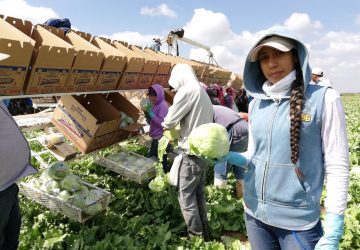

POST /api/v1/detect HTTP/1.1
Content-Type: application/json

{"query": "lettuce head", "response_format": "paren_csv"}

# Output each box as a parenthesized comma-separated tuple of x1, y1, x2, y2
(188, 123, 229, 160)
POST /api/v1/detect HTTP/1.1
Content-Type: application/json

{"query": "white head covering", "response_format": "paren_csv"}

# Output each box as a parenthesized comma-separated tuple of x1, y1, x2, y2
(168, 63, 199, 91)
(311, 67, 323, 76)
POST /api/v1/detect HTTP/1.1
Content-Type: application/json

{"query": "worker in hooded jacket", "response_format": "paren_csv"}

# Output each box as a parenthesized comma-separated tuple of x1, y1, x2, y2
(220, 26, 349, 250)
(162, 63, 214, 241)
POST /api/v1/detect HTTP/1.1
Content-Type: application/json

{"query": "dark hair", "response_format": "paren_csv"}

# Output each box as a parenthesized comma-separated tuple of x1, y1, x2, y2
(289, 50, 304, 164)
(148, 87, 157, 96)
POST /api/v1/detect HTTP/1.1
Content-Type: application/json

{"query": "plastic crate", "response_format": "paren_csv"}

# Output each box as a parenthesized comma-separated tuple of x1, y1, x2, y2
(19, 178, 111, 223)
(96, 150, 156, 184)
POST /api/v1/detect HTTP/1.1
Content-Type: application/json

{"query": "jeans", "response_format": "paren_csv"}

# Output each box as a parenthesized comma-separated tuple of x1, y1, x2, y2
(178, 153, 209, 240)
(245, 213, 323, 250)
(0, 183, 21, 250)
(214, 136, 248, 180)
(148, 138, 170, 173)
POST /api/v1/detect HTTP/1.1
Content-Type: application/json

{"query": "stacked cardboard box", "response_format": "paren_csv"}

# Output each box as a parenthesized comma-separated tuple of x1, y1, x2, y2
(0, 17, 35, 95)
(26, 25, 76, 94)
(42, 27, 104, 92)
(129, 45, 172, 88)
(91, 37, 127, 91)
(112, 41, 144, 90)
(128, 45, 158, 89)
(143, 48, 173, 87)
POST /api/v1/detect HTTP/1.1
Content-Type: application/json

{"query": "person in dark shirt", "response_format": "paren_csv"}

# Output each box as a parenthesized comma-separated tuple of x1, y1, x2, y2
(213, 105, 248, 198)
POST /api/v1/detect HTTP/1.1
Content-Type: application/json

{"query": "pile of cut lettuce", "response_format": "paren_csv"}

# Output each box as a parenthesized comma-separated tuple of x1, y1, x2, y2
(27, 161, 107, 216)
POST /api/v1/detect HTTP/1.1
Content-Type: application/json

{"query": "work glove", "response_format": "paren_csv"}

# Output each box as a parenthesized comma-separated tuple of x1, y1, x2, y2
(144, 103, 153, 113)
(315, 212, 345, 250)
(219, 151, 248, 169)
(148, 110, 155, 119)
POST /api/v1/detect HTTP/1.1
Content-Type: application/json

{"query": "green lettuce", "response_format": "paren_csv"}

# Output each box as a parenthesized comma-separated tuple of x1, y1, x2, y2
(188, 123, 229, 160)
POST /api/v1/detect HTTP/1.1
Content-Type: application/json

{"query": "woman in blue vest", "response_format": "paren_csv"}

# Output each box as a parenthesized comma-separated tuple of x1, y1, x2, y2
(222, 26, 349, 249)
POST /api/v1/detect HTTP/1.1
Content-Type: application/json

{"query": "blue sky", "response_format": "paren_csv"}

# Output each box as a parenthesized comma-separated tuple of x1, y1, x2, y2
(1, 0, 360, 93)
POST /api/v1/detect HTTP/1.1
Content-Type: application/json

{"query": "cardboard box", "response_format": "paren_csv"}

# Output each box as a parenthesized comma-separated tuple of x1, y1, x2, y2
(211, 66, 232, 86)
(43, 27, 104, 92)
(112, 41, 144, 90)
(0, 17, 35, 95)
(51, 94, 120, 153)
(91, 37, 127, 91)
(227, 72, 243, 91)
(129, 45, 159, 89)
(164, 88, 175, 105)
(202, 65, 216, 85)
(150, 52, 205, 82)
(199, 63, 211, 85)
(145, 50, 179, 87)
(65, 31, 104, 92)
(101, 92, 143, 144)
(26, 25, 76, 94)
(142, 48, 172, 87)
(184, 58, 206, 81)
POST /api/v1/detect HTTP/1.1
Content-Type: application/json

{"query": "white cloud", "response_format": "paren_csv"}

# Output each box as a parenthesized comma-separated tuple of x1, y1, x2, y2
(0, 0, 58, 25)
(140, 4, 177, 18)
(284, 13, 323, 36)
(308, 31, 360, 92)
(183, 8, 235, 46)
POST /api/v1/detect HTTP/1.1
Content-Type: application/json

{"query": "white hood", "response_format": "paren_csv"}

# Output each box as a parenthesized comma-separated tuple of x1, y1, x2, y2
(168, 64, 200, 91)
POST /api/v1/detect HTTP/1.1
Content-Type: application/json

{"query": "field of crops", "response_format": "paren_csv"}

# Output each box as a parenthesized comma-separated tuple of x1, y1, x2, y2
(18, 94, 360, 250)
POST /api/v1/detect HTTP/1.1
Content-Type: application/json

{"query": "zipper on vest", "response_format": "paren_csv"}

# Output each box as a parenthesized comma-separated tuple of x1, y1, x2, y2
(261, 99, 281, 203)
(261, 160, 269, 202)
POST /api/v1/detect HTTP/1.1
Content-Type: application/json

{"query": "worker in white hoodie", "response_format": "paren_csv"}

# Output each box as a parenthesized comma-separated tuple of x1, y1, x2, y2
(162, 64, 214, 240)
(311, 67, 333, 88)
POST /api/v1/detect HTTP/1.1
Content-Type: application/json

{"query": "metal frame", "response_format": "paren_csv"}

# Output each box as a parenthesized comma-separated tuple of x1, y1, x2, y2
(153, 29, 219, 66)
(0, 89, 147, 100)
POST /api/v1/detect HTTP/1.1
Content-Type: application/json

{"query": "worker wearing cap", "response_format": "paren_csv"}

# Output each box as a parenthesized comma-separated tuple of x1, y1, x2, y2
(311, 67, 333, 87)
(0, 53, 37, 249)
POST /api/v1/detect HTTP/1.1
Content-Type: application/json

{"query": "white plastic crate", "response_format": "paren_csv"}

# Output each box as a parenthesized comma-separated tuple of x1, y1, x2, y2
(96, 150, 157, 184)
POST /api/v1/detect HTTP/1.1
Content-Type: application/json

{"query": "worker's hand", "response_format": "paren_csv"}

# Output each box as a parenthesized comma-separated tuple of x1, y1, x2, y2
(144, 111, 152, 124)
(239, 112, 249, 122)
(218, 151, 248, 169)
(148, 111, 155, 119)
(315, 212, 345, 250)
(144, 103, 153, 113)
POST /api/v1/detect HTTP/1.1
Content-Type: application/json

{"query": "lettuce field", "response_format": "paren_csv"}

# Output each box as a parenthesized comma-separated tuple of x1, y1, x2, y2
(18, 94, 360, 250)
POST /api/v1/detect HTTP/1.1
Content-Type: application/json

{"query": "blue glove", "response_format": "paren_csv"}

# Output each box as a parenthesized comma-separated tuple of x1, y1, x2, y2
(315, 212, 345, 250)
(148, 111, 155, 119)
(223, 151, 248, 169)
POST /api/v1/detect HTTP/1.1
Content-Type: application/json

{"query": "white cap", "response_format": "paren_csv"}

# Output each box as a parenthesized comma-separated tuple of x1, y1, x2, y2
(0, 53, 10, 61)
(312, 67, 323, 76)
(249, 36, 295, 62)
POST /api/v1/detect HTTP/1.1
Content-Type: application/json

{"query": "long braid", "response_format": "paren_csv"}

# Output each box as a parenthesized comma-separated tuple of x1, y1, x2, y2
(289, 61, 304, 164)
